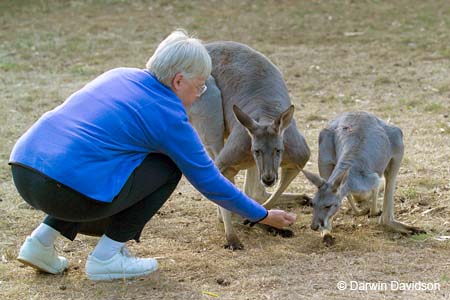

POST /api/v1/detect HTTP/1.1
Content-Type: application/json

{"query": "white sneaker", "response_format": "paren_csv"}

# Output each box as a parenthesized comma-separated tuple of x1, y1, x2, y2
(17, 236, 68, 274)
(85, 247, 158, 281)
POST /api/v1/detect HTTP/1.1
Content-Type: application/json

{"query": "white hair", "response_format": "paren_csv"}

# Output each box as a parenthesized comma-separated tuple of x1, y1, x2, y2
(146, 30, 212, 86)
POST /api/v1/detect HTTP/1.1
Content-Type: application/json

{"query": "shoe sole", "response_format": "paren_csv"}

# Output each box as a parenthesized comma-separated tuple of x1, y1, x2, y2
(86, 266, 158, 281)
(17, 256, 66, 274)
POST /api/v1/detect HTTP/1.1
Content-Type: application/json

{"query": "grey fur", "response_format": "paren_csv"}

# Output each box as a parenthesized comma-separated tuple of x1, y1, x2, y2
(303, 111, 424, 236)
(189, 41, 310, 250)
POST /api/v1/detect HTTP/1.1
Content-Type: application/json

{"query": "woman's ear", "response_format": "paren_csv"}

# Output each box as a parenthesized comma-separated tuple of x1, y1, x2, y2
(171, 72, 184, 92)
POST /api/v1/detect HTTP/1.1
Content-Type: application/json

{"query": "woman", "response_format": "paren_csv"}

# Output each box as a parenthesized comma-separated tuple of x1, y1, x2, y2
(9, 30, 296, 281)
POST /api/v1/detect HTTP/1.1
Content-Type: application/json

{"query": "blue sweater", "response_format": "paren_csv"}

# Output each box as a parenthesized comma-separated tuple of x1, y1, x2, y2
(9, 68, 267, 222)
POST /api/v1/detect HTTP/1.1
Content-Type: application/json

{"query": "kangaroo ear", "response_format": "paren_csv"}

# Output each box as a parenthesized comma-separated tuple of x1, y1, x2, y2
(233, 105, 258, 134)
(302, 169, 326, 189)
(272, 105, 294, 135)
(331, 169, 349, 193)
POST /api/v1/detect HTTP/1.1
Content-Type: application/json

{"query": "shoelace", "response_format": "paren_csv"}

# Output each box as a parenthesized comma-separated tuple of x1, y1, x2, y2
(120, 247, 143, 264)
(120, 246, 132, 257)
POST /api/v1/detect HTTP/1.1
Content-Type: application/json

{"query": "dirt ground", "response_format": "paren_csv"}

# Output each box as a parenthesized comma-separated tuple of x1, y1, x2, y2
(0, 1, 449, 299)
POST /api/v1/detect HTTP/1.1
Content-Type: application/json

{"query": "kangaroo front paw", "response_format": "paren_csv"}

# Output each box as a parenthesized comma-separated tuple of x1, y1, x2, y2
(369, 209, 382, 218)
(298, 194, 313, 206)
(345, 206, 369, 216)
(223, 236, 244, 250)
(258, 224, 294, 238)
(282, 228, 294, 238)
(322, 233, 336, 247)
(354, 207, 370, 216)
(269, 227, 294, 238)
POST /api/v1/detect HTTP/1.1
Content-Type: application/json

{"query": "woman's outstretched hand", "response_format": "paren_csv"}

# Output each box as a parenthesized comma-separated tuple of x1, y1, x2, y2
(259, 209, 297, 229)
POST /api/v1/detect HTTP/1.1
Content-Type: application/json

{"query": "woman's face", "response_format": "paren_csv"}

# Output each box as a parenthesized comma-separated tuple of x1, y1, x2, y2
(171, 73, 207, 109)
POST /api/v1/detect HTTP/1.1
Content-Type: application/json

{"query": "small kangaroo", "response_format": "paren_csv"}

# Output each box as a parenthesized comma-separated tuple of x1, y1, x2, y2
(189, 41, 310, 250)
(302, 111, 424, 242)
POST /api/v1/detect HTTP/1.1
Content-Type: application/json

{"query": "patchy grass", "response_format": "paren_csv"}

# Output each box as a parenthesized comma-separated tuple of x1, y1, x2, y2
(410, 233, 432, 242)
(424, 103, 446, 113)
(437, 81, 450, 94)
(374, 76, 393, 86)
(305, 114, 328, 122)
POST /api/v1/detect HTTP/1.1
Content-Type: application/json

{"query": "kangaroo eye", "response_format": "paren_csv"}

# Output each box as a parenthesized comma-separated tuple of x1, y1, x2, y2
(323, 204, 332, 209)
(275, 149, 282, 154)
(254, 150, 262, 156)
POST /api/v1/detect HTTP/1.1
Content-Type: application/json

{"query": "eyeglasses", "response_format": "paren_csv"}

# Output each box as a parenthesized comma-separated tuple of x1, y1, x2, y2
(197, 84, 207, 96)
(186, 78, 208, 97)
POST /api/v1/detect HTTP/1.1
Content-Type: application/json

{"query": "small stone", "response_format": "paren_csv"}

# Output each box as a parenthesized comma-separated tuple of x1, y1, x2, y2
(216, 278, 231, 286)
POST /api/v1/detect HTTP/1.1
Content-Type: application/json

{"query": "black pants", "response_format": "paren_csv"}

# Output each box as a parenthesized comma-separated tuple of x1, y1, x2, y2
(11, 153, 181, 242)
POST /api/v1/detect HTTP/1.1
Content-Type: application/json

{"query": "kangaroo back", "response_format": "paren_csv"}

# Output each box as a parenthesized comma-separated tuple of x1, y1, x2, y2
(329, 111, 392, 180)
(205, 41, 292, 133)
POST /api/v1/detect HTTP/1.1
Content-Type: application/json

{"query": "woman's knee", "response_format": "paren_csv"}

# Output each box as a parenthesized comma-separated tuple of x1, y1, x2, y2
(11, 165, 48, 210)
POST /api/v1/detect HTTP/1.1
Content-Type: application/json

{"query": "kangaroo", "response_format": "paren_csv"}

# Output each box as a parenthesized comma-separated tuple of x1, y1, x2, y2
(302, 111, 424, 243)
(189, 41, 310, 250)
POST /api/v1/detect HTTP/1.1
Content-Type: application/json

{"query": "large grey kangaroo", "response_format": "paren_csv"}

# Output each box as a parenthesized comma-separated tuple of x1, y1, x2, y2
(302, 111, 424, 242)
(189, 41, 310, 250)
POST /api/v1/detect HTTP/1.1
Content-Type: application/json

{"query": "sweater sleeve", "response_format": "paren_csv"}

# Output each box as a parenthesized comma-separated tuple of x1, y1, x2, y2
(153, 107, 267, 222)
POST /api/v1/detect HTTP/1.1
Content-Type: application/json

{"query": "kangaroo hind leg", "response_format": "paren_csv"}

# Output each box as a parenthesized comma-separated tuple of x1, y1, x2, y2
(380, 157, 424, 234)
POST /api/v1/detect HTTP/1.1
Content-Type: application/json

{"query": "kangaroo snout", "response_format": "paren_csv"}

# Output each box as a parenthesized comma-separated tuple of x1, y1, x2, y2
(311, 217, 325, 231)
(310, 222, 320, 231)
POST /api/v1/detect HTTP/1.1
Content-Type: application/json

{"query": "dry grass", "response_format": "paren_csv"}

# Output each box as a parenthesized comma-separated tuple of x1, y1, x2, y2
(1, 0, 449, 299)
